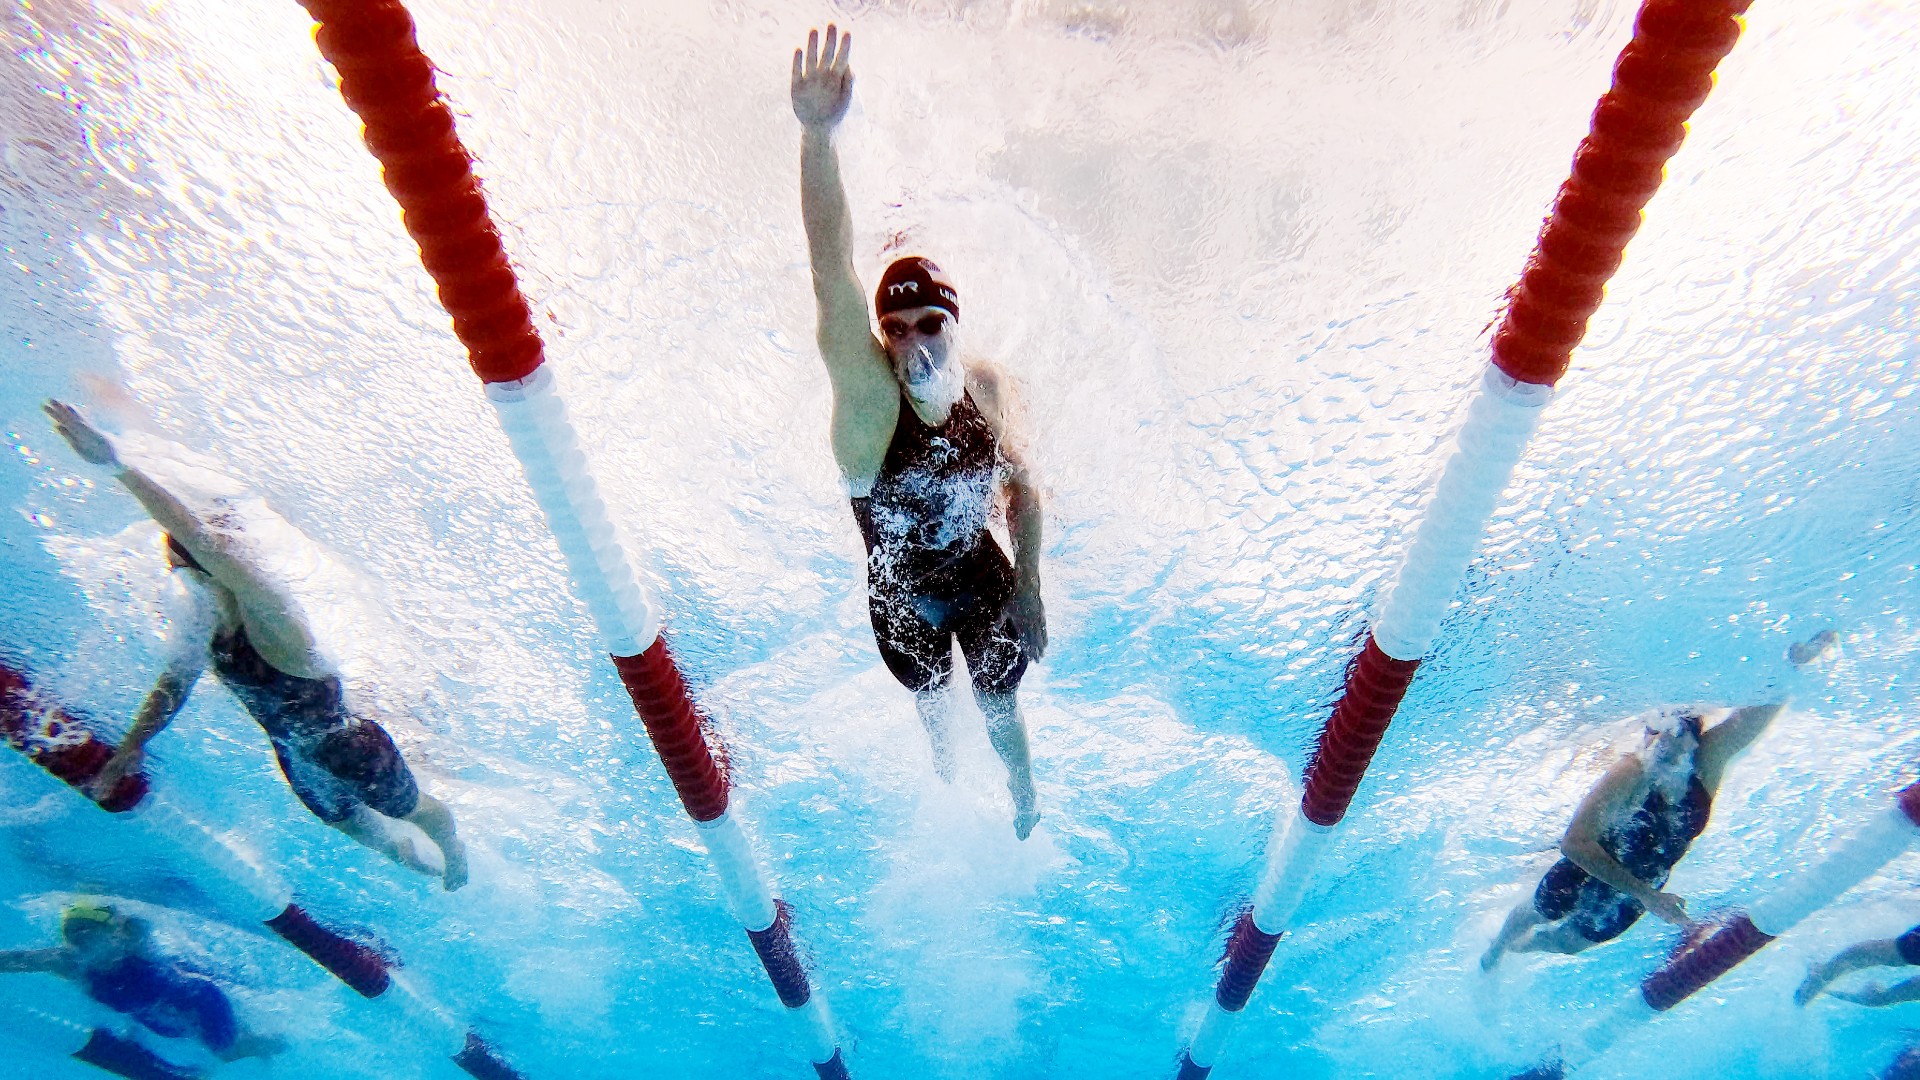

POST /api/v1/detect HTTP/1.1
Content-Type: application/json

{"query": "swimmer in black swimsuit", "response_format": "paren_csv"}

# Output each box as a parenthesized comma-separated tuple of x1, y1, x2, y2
(0, 899, 283, 1060)
(45, 400, 469, 890)
(794, 26, 1047, 838)
(1796, 923, 1920, 1007)
(1480, 700, 1789, 970)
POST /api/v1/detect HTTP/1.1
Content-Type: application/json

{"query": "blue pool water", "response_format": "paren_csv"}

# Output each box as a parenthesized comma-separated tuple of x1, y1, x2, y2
(3, 1, 1917, 1077)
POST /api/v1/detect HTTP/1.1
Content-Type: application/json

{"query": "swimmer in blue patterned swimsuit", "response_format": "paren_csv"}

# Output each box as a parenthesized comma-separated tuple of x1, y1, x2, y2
(45, 400, 468, 890)
(0, 899, 283, 1060)
(792, 26, 1048, 839)
(1480, 700, 1791, 970)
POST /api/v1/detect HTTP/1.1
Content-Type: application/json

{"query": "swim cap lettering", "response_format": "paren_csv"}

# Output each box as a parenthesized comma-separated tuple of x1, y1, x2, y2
(875, 257, 959, 320)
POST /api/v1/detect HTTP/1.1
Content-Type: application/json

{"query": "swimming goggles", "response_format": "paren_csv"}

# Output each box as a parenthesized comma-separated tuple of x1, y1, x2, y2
(880, 312, 948, 341)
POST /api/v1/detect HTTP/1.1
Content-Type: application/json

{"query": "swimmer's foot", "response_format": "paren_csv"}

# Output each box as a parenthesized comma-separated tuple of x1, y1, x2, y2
(1479, 942, 1505, 972)
(391, 835, 439, 878)
(1788, 628, 1839, 667)
(1012, 784, 1040, 841)
(440, 839, 469, 891)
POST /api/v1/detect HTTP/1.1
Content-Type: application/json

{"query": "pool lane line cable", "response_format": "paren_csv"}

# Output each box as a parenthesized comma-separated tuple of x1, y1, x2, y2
(0, 659, 522, 1080)
(1509, 779, 1920, 1079)
(289, 3, 851, 1076)
(1175, 3, 1754, 1076)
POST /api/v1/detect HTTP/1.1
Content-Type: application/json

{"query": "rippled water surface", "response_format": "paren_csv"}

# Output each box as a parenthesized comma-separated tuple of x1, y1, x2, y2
(3, 0, 1918, 1077)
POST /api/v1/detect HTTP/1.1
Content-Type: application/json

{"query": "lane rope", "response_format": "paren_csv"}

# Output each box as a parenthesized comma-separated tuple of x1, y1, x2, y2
(0, 658, 522, 1079)
(1176, 3, 1754, 1075)
(292, 2, 849, 1074)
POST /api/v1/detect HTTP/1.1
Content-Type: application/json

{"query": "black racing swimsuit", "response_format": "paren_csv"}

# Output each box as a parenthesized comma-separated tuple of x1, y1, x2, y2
(166, 537, 417, 823)
(850, 390, 1028, 696)
(206, 623, 419, 825)
(1534, 773, 1713, 943)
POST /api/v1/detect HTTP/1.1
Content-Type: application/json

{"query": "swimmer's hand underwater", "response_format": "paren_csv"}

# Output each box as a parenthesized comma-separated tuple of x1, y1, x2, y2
(45, 400, 120, 468)
(1003, 585, 1048, 662)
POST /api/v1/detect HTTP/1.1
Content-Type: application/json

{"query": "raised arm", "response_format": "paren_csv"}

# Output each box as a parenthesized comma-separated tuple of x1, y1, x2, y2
(1695, 700, 1786, 790)
(1560, 755, 1688, 925)
(44, 402, 271, 596)
(792, 27, 896, 482)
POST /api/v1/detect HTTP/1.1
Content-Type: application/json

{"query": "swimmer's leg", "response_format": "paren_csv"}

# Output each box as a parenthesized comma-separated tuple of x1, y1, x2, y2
(330, 807, 438, 879)
(1511, 919, 1596, 957)
(220, 1031, 288, 1062)
(404, 792, 468, 892)
(1481, 902, 1546, 971)
(912, 689, 958, 783)
(975, 690, 1039, 840)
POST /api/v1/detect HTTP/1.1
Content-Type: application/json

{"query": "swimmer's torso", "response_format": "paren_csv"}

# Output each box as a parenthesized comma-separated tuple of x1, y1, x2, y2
(207, 621, 350, 745)
(851, 388, 1002, 586)
(1602, 774, 1712, 887)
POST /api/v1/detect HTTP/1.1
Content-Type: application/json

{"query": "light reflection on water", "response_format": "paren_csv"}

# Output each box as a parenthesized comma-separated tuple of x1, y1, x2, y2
(1, 0, 1917, 1077)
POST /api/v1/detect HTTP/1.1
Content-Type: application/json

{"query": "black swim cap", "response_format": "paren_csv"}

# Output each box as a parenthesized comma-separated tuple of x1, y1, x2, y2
(875, 257, 959, 321)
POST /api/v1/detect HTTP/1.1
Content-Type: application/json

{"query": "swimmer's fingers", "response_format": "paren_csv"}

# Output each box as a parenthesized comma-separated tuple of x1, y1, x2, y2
(821, 24, 839, 70)
(43, 399, 117, 465)
(792, 47, 804, 89)
(834, 29, 852, 74)
(805, 27, 819, 75)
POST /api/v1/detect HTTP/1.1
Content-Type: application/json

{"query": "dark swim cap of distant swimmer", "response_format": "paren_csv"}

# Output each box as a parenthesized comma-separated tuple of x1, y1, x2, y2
(876, 257, 959, 320)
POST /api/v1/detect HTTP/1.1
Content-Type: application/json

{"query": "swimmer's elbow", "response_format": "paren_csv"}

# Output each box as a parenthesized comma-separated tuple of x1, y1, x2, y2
(1559, 832, 1602, 866)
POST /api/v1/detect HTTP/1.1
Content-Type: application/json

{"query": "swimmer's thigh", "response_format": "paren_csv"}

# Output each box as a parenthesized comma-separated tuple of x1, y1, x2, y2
(1532, 860, 1582, 919)
(868, 588, 952, 692)
(1570, 891, 1644, 944)
(313, 722, 421, 820)
(270, 739, 359, 824)
(952, 544, 1028, 695)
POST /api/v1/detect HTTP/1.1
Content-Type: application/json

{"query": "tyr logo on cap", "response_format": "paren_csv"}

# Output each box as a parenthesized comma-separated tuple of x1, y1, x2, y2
(876, 257, 959, 320)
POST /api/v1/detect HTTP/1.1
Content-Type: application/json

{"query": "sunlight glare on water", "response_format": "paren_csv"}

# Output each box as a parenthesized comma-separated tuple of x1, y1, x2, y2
(2, 0, 1917, 1077)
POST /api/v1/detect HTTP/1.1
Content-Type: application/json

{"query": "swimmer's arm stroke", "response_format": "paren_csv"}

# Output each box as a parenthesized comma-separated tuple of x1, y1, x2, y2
(1797, 938, 1905, 1005)
(971, 364, 1047, 660)
(792, 25, 896, 482)
(93, 663, 205, 798)
(1831, 977, 1920, 1008)
(1560, 756, 1688, 925)
(43, 401, 322, 658)
(1695, 700, 1787, 790)
(0, 948, 76, 977)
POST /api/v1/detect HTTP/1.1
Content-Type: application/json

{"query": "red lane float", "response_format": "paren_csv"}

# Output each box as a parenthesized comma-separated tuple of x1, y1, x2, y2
(8, 1006, 206, 1080)
(1, 658, 520, 1079)
(1, 657, 148, 812)
(293, 4, 846, 1074)
(1178, 3, 1753, 1075)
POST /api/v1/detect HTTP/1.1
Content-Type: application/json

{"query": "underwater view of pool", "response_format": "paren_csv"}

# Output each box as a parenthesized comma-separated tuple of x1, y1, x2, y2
(3, 1, 1917, 1077)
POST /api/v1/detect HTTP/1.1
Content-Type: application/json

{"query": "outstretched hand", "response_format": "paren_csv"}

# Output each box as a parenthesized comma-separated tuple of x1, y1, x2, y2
(791, 25, 853, 131)
(44, 399, 119, 468)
